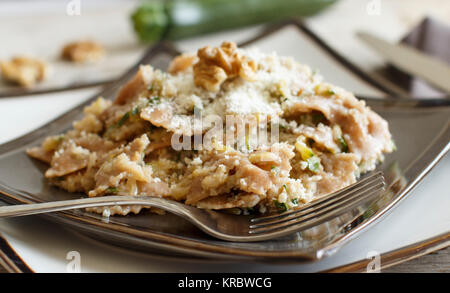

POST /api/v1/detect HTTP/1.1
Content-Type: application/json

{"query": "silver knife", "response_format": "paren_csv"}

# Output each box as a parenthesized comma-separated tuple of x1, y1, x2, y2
(357, 31, 450, 93)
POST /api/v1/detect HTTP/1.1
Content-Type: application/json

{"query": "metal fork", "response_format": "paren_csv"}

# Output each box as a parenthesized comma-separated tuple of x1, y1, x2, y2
(0, 172, 384, 242)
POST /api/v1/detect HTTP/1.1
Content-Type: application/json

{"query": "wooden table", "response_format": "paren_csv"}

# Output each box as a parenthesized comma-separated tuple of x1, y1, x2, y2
(383, 247, 450, 273)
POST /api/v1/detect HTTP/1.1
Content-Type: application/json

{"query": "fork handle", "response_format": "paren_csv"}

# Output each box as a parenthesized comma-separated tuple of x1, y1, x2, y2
(0, 196, 186, 218)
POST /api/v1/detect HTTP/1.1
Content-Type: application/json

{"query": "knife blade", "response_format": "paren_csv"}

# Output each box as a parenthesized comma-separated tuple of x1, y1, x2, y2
(357, 31, 450, 93)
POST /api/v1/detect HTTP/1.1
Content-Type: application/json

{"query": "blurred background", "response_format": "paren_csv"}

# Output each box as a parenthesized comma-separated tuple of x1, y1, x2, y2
(0, 0, 449, 97)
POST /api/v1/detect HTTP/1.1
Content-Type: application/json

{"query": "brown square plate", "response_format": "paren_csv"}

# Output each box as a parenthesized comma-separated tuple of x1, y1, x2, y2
(0, 21, 449, 262)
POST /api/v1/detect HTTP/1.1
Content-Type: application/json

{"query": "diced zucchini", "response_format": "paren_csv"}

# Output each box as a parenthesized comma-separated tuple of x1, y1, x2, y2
(295, 138, 321, 173)
(307, 156, 321, 173)
(295, 140, 315, 161)
(337, 136, 349, 153)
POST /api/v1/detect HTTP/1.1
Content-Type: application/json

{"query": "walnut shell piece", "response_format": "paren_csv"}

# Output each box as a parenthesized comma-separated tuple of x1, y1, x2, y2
(61, 40, 105, 63)
(193, 41, 257, 92)
(0, 56, 49, 87)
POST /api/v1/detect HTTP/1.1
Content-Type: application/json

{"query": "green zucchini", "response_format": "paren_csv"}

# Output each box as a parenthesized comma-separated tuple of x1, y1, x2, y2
(273, 200, 289, 213)
(132, 0, 337, 42)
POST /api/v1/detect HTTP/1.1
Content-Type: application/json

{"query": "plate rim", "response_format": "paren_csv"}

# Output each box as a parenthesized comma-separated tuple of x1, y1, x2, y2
(1, 226, 448, 273)
(0, 233, 34, 273)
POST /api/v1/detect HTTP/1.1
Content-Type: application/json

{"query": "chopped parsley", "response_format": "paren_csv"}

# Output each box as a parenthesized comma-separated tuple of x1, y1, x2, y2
(111, 106, 140, 129)
(116, 112, 130, 128)
(273, 200, 289, 213)
(131, 106, 139, 116)
(291, 198, 299, 205)
(148, 96, 161, 105)
(271, 166, 280, 174)
(55, 134, 65, 143)
(105, 187, 119, 194)
(244, 207, 258, 215)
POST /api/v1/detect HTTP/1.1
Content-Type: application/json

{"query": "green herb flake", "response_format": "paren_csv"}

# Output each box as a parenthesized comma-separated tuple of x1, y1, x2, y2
(148, 96, 161, 105)
(105, 187, 119, 194)
(131, 106, 139, 116)
(273, 200, 289, 213)
(56, 134, 65, 143)
(245, 207, 258, 215)
(283, 184, 288, 192)
(116, 112, 130, 128)
(338, 136, 349, 153)
(327, 89, 336, 95)
(291, 198, 299, 205)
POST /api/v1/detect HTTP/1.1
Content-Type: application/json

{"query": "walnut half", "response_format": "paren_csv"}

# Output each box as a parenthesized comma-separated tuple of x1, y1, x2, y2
(61, 40, 105, 63)
(193, 42, 257, 92)
(0, 56, 49, 87)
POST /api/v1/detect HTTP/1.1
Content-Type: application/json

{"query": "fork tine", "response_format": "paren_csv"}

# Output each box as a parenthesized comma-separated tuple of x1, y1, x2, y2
(251, 171, 383, 224)
(249, 177, 385, 235)
(249, 175, 384, 229)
